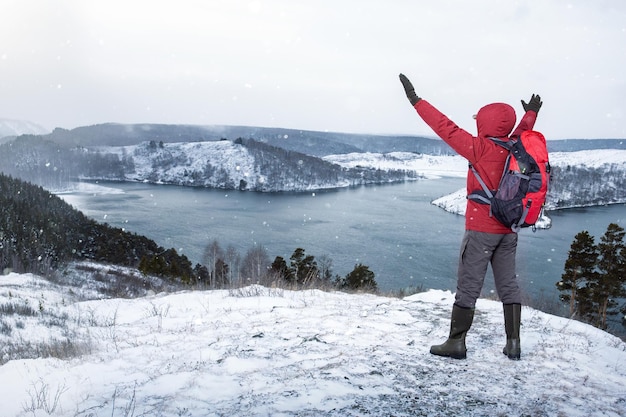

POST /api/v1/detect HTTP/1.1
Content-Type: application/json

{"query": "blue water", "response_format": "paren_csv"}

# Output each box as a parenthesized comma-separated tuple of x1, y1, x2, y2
(62, 179, 625, 303)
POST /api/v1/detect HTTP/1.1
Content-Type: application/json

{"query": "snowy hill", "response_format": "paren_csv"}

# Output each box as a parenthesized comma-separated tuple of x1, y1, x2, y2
(89, 139, 419, 192)
(115, 140, 259, 188)
(0, 267, 624, 416)
(323, 152, 468, 179)
(0, 118, 49, 139)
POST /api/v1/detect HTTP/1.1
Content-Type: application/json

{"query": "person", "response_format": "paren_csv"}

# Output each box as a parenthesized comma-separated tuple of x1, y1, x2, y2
(398, 73, 542, 360)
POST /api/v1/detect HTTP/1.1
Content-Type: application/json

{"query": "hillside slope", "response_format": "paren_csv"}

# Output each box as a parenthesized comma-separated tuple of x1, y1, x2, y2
(0, 271, 624, 416)
(0, 173, 198, 280)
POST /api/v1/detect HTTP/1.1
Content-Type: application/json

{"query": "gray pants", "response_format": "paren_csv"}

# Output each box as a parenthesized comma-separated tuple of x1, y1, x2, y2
(454, 230, 521, 308)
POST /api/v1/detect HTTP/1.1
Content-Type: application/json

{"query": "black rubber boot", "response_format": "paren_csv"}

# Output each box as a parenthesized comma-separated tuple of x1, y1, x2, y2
(503, 303, 521, 360)
(430, 304, 475, 360)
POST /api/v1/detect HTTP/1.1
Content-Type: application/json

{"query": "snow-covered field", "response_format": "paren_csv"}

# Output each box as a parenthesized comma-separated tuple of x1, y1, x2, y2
(1, 267, 625, 416)
(323, 152, 468, 179)
(325, 149, 626, 178)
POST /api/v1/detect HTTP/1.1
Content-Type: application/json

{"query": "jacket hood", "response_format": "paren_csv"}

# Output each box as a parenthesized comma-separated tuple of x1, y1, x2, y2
(475, 103, 516, 138)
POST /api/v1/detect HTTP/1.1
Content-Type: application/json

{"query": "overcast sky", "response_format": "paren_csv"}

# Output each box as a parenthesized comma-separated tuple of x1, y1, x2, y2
(1, 1, 625, 139)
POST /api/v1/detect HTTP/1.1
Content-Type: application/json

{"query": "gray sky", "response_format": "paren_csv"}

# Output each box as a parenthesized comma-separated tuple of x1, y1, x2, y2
(1, 0, 625, 139)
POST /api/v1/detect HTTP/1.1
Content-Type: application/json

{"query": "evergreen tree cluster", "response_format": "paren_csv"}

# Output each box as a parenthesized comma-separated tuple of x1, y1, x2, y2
(0, 173, 198, 282)
(557, 223, 626, 329)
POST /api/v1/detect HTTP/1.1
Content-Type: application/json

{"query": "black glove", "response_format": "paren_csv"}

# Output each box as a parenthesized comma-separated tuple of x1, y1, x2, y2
(521, 94, 542, 114)
(399, 73, 421, 106)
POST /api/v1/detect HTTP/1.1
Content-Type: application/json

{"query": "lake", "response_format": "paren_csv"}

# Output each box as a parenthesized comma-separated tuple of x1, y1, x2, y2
(60, 179, 625, 303)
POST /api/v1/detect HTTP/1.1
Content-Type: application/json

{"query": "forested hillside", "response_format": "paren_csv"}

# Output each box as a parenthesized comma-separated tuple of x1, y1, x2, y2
(547, 152, 626, 208)
(549, 164, 626, 208)
(0, 173, 198, 281)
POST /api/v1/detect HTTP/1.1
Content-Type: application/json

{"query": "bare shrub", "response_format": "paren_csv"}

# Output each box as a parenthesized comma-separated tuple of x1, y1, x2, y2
(1, 338, 93, 365)
(0, 301, 38, 317)
(22, 379, 68, 416)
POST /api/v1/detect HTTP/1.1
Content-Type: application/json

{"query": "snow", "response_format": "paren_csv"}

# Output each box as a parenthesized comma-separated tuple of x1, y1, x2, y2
(1, 268, 625, 416)
(549, 149, 626, 168)
(323, 152, 468, 179)
(325, 149, 626, 174)
(54, 182, 126, 195)
(101, 140, 258, 187)
(325, 149, 626, 178)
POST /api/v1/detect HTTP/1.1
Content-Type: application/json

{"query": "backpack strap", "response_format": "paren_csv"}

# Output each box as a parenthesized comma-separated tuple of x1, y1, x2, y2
(489, 137, 514, 150)
(467, 164, 493, 204)
(514, 200, 532, 232)
(467, 136, 512, 206)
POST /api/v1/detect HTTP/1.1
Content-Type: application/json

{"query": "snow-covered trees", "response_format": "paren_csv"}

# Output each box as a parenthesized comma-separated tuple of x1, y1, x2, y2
(548, 164, 626, 208)
(557, 223, 626, 329)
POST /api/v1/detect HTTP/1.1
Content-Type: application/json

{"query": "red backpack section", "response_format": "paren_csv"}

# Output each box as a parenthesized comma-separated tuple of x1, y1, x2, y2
(518, 130, 550, 227)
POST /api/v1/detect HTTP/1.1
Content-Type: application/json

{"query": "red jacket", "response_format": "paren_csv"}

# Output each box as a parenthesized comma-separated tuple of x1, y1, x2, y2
(414, 99, 537, 233)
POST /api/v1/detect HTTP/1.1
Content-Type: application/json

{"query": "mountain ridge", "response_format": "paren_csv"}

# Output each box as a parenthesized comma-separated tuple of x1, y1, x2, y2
(8, 122, 625, 156)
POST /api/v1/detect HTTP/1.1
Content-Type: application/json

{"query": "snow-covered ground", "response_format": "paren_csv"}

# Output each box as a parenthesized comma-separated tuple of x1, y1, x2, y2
(1, 268, 624, 416)
(325, 149, 626, 174)
(323, 152, 468, 179)
(105, 140, 259, 186)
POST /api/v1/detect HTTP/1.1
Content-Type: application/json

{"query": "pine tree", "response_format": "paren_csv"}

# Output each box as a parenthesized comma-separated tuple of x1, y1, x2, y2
(337, 264, 377, 291)
(563, 223, 626, 330)
(270, 256, 292, 281)
(214, 258, 230, 288)
(557, 231, 598, 317)
(588, 223, 626, 329)
(289, 248, 319, 285)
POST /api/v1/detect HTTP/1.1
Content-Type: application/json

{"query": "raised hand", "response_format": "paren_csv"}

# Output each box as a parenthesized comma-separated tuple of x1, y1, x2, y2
(521, 94, 542, 114)
(399, 73, 421, 106)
